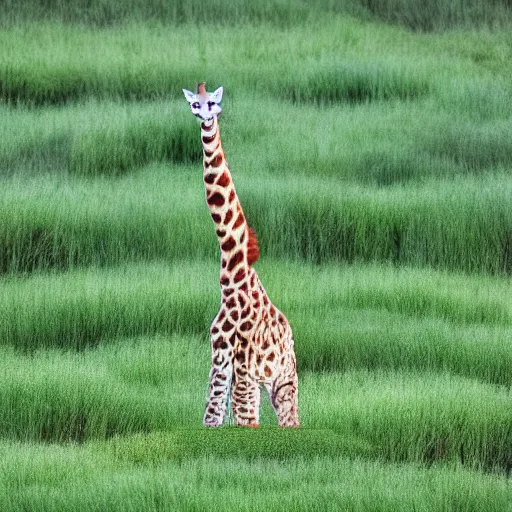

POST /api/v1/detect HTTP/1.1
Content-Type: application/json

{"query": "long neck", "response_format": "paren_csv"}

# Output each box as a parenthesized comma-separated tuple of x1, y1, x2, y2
(200, 117, 259, 289)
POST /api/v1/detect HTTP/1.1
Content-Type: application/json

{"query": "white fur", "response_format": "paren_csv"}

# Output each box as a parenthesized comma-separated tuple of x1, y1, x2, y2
(182, 89, 196, 103)
(210, 86, 223, 103)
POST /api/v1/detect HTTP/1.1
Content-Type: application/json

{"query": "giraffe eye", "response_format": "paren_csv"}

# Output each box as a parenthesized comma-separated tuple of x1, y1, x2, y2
(191, 102, 200, 109)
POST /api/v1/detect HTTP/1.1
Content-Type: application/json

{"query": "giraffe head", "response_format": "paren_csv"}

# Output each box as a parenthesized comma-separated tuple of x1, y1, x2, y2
(183, 82, 223, 121)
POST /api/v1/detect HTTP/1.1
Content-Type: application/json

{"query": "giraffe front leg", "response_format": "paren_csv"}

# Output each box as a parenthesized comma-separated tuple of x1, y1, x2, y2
(203, 346, 233, 427)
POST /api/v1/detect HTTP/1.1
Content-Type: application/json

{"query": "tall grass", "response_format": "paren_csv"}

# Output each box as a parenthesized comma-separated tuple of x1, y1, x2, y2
(296, 310, 512, 386)
(360, 0, 512, 30)
(245, 172, 512, 274)
(1, 261, 511, 388)
(1, 5, 512, 509)
(0, 262, 216, 350)
(0, 167, 215, 273)
(1, 20, 511, 107)
(1, 165, 511, 274)
(0, 102, 199, 174)
(2, 442, 511, 511)
(0, 0, 319, 27)
(0, 337, 206, 442)
(269, 59, 431, 105)
(0, 24, 201, 105)
(1, 0, 511, 30)
(305, 370, 512, 471)
(0, 336, 511, 471)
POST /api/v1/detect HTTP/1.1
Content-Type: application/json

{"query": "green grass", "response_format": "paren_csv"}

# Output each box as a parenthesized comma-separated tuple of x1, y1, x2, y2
(1, 165, 512, 274)
(2, 0, 512, 30)
(0, 337, 206, 442)
(1, 1, 512, 510)
(359, 0, 512, 31)
(0, 21, 510, 275)
(1, 261, 511, 389)
(0, 336, 511, 472)
(2, 442, 511, 511)
(1, 18, 511, 106)
(0, 102, 199, 174)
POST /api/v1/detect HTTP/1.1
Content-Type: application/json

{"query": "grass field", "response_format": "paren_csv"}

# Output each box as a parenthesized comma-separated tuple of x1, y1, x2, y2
(1, 0, 512, 510)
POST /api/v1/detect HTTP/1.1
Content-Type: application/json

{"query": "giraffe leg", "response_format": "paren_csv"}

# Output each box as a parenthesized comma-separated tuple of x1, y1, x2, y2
(203, 345, 233, 427)
(231, 370, 261, 427)
(266, 352, 300, 428)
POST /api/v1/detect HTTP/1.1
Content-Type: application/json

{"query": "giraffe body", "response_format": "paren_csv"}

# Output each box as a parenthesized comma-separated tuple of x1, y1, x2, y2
(183, 84, 299, 428)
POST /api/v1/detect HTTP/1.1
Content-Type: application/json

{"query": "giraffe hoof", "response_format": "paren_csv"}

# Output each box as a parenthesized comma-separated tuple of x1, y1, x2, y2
(203, 419, 223, 427)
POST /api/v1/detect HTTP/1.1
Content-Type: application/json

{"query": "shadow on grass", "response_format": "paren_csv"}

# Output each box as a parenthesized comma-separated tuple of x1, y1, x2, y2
(109, 428, 375, 463)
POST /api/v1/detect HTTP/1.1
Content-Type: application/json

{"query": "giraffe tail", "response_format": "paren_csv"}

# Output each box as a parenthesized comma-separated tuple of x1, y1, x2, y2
(247, 225, 260, 266)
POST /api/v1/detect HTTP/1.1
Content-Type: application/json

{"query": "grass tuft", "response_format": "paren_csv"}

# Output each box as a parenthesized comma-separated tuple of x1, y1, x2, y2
(360, 0, 512, 30)
(275, 60, 431, 105)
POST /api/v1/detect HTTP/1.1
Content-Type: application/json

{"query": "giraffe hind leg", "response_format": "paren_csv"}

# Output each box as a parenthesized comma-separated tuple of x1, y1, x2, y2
(231, 372, 261, 427)
(266, 372, 300, 428)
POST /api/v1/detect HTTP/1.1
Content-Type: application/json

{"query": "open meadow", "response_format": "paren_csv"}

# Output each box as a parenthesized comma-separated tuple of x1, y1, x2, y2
(1, 0, 512, 510)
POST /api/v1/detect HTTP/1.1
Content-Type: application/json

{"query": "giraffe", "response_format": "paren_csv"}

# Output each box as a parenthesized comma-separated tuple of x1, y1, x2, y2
(183, 82, 299, 428)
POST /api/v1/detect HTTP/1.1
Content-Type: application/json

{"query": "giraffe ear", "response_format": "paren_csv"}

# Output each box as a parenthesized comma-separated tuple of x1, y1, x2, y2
(183, 89, 196, 103)
(210, 86, 223, 104)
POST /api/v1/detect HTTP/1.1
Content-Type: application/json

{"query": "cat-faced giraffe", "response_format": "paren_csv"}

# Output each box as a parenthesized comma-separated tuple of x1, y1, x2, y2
(183, 82, 299, 427)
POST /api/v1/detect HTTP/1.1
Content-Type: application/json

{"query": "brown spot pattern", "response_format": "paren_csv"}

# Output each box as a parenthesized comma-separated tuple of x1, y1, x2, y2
(221, 237, 236, 251)
(207, 192, 225, 207)
(233, 214, 245, 229)
(234, 268, 246, 282)
(222, 320, 234, 332)
(227, 251, 244, 272)
(213, 339, 228, 350)
(225, 297, 236, 309)
(216, 171, 231, 187)
(209, 153, 224, 168)
(240, 321, 252, 332)
(224, 209, 233, 224)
